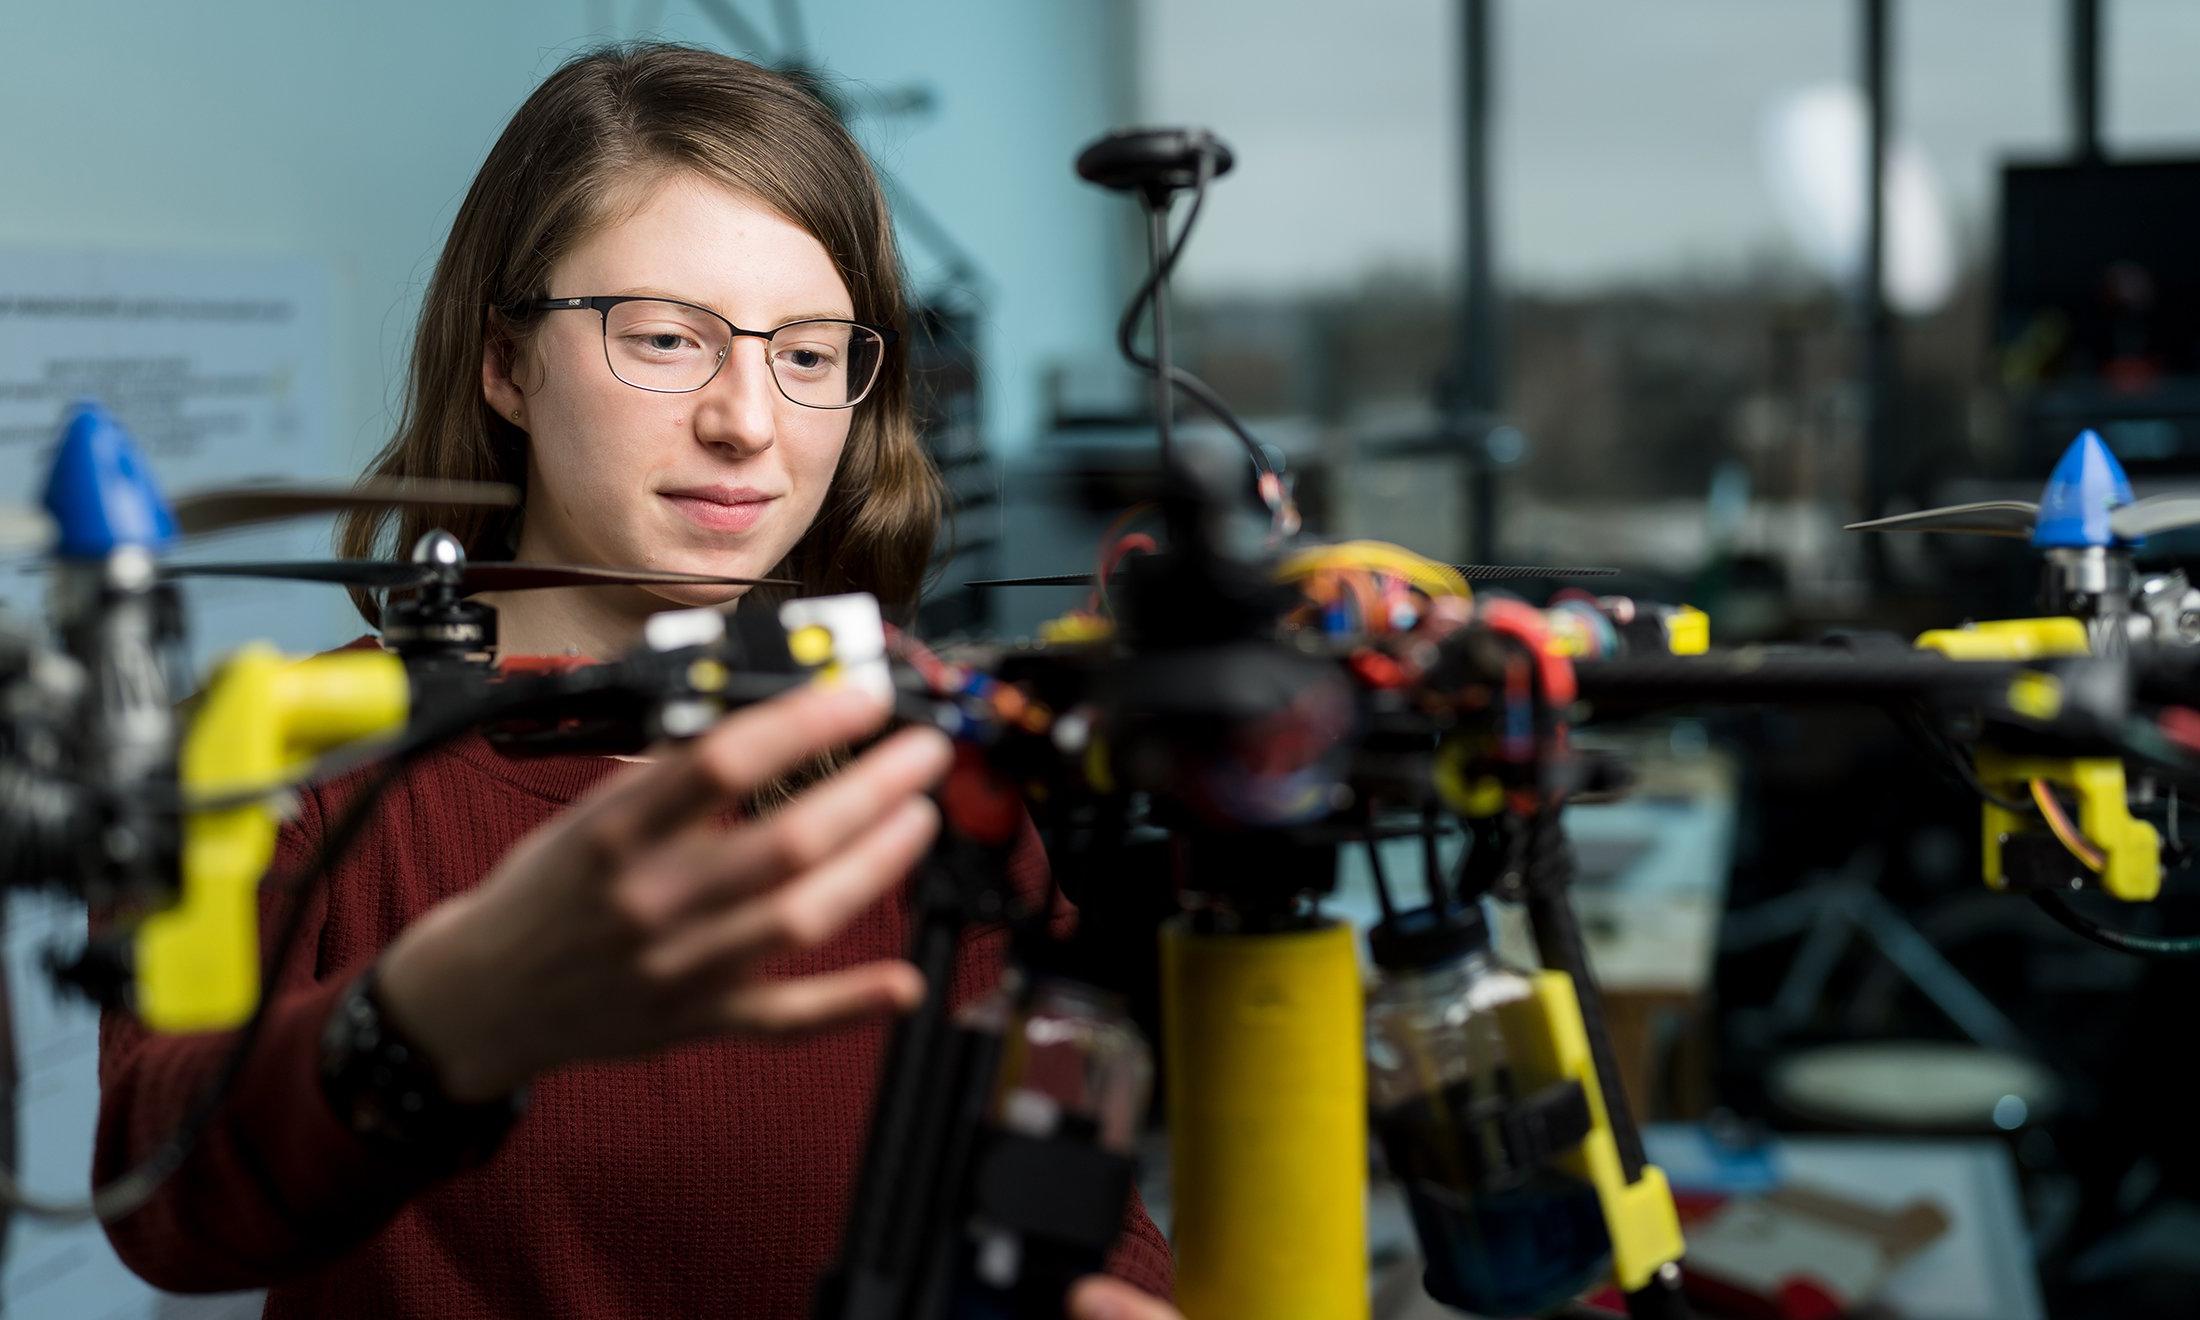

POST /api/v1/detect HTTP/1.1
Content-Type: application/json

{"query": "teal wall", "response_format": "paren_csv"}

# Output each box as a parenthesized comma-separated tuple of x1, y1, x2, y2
(0, 6, 1131, 1313)
(0, 0, 1132, 470)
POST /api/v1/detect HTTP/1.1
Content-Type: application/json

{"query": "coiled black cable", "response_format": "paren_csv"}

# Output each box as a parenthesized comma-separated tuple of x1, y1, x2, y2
(1113, 146, 1276, 479)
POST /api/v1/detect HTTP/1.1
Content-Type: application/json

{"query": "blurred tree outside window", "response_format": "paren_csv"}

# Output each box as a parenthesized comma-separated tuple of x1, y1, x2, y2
(1131, 0, 2200, 634)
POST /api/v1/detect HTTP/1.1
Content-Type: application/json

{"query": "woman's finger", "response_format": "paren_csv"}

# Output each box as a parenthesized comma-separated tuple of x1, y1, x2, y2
(623, 725, 950, 928)
(642, 796, 940, 983)
(612, 726, 949, 936)
(706, 959, 926, 1035)
(1066, 1276, 1182, 1320)
(571, 681, 894, 857)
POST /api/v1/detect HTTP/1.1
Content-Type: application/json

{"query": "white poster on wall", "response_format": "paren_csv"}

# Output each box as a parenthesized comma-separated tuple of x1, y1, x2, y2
(0, 251, 328, 490)
(0, 250, 331, 1320)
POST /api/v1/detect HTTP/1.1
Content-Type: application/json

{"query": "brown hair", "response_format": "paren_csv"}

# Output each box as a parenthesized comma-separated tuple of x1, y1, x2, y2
(338, 42, 942, 626)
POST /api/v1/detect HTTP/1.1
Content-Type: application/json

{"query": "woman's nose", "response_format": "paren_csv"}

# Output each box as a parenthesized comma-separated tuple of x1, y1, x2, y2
(691, 339, 777, 456)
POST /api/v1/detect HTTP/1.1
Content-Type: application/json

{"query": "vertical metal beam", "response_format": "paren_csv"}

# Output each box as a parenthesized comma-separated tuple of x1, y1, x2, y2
(1860, 0, 1895, 584)
(2071, 0, 2104, 160)
(1458, 0, 1501, 563)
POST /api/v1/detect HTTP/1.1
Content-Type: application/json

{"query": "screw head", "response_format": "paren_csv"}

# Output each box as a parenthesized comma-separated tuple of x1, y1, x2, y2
(410, 529, 465, 569)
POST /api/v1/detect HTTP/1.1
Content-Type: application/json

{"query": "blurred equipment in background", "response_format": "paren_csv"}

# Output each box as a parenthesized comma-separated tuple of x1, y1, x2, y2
(691, 0, 1001, 637)
(1998, 158, 2200, 474)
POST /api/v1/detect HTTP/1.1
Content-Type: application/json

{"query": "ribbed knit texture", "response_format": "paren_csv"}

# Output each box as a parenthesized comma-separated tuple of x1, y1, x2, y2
(96, 703, 1174, 1316)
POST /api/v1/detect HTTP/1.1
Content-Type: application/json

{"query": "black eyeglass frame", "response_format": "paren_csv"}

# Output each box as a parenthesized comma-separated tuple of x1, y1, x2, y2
(527, 295, 898, 409)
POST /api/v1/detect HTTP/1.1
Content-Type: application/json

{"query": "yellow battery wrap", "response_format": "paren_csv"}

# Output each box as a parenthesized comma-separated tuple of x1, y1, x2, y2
(138, 645, 409, 1032)
(1161, 918, 1369, 1320)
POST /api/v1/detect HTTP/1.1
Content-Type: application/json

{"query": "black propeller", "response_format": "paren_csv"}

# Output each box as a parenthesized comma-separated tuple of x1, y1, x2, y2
(1846, 495, 2200, 543)
(167, 476, 519, 537)
(966, 563, 1620, 589)
(162, 559, 796, 592)
(1844, 501, 2039, 539)
(4, 476, 520, 553)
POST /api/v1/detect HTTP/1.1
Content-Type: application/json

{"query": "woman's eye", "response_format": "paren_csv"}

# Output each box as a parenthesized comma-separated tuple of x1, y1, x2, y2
(638, 332, 695, 353)
(779, 346, 838, 373)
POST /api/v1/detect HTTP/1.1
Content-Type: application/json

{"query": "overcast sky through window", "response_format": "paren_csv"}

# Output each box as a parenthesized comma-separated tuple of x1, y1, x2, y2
(1140, 0, 2200, 297)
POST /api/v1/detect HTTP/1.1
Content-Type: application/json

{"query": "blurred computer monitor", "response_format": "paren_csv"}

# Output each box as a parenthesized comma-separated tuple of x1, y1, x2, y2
(1998, 157, 2200, 474)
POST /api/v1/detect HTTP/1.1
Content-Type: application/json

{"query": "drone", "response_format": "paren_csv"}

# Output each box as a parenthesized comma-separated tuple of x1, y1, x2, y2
(1846, 433, 2200, 916)
(4, 125, 2199, 1320)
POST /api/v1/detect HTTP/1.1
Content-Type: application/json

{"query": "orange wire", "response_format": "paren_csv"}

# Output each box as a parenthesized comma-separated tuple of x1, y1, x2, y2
(2030, 778, 2106, 872)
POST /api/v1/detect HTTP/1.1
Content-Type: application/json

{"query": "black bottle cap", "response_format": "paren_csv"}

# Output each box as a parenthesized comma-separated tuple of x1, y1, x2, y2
(1368, 902, 1491, 972)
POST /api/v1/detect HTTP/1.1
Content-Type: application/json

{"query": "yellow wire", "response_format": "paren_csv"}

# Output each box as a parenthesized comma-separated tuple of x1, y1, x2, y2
(2030, 778, 2105, 872)
(1278, 541, 1471, 600)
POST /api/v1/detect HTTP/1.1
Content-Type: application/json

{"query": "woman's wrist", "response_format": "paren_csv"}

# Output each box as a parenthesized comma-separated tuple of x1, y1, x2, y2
(374, 898, 533, 1104)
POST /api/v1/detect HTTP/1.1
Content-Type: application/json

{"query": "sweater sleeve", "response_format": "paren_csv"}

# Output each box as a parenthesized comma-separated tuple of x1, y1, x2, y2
(92, 780, 458, 1292)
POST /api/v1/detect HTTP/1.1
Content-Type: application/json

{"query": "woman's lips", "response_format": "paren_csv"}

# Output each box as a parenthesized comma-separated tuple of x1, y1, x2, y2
(661, 491, 777, 534)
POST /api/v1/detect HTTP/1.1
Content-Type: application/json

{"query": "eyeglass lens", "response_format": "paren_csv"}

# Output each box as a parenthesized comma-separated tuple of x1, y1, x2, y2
(600, 300, 885, 406)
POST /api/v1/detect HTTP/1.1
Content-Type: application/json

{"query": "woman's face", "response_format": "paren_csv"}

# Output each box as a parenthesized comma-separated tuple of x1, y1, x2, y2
(488, 171, 857, 607)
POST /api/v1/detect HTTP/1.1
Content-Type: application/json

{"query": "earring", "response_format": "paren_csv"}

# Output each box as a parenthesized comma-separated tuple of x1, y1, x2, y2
(511, 410, 523, 423)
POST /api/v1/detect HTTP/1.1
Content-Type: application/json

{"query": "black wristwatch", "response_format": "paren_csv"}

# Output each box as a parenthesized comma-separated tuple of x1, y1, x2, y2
(318, 963, 527, 1166)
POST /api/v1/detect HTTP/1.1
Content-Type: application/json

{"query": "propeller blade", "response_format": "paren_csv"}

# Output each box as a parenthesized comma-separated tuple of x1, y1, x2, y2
(1844, 500, 2039, 537)
(163, 560, 436, 588)
(1451, 564, 1619, 580)
(164, 559, 797, 591)
(170, 477, 518, 536)
(2111, 495, 2200, 541)
(968, 564, 1622, 588)
(0, 505, 54, 554)
(965, 572, 1097, 588)
(457, 563, 796, 591)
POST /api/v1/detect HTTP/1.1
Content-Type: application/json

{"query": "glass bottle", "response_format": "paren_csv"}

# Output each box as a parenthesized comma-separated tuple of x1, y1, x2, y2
(1366, 906, 1611, 1316)
(955, 971, 1153, 1316)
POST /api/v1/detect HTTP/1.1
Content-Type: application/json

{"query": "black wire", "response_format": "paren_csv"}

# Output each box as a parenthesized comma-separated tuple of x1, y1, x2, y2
(2031, 890, 2200, 959)
(1113, 153, 1276, 478)
(0, 750, 410, 1220)
(1420, 801, 1443, 910)
(0, 679, 559, 1221)
(1882, 704, 2200, 959)
(1893, 704, 2029, 813)
(0, 631, 848, 1219)
(1452, 818, 1500, 905)
(1363, 820, 1399, 924)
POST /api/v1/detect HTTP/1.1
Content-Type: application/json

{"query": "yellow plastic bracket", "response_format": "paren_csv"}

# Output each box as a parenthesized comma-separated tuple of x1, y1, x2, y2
(1914, 615, 2090, 661)
(1913, 617, 2159, 901)
(1664, 605, 1710, 656)
(1433, 738, 1507, 818)
(136, 646, 409, 1032)
(1494, 971, 1686, 1294)
(1038, 611, 1114, 645)
(1976, 750, 2161, 901)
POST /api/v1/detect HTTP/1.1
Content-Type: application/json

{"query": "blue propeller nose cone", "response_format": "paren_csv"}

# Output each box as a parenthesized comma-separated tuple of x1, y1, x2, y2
(2032, 428, 2135, 549)
(39, 401, 178, 559)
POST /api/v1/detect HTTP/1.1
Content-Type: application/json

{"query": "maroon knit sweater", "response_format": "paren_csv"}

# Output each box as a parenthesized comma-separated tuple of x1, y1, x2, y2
(94, 713, 1174, 1317)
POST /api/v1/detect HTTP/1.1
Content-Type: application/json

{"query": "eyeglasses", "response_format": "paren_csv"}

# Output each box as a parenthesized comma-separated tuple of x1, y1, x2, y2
(528, 296, 895, 409)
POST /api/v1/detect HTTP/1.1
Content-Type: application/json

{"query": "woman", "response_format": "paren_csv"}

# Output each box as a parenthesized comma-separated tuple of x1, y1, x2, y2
(95, 43, 1176, 1320)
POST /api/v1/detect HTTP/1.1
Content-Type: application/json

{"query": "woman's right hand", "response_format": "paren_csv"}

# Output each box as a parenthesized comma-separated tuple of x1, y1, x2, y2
(375, 681, 948, 1102)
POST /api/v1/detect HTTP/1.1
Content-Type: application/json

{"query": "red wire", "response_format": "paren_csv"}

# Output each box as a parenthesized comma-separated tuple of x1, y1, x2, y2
(882, 622, 955, 692)
(2160, 707, 2200, 755)
(1100, 532, 1159, 585)
(1093, 531, 1159, 618)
